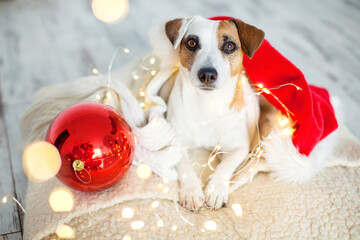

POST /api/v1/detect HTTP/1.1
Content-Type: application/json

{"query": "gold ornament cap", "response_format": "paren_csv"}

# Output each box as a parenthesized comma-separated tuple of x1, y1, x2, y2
(72, 160, 85, 171)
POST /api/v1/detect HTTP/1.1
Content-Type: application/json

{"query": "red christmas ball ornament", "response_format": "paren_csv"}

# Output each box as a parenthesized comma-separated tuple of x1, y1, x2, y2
(46, 102, 134, 192)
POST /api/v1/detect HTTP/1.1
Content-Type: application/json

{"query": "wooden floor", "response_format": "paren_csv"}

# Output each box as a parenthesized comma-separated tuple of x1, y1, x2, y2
(0, 0, 359, 238)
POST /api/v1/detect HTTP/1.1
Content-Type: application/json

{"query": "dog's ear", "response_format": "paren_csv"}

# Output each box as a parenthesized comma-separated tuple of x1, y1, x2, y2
(165, 17, 195, 49)
(230, 19, 265, 59)
(165, 18, 183, 47)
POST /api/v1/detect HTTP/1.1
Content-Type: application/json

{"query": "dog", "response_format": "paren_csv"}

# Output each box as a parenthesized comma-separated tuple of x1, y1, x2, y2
(157, 16, 265, 210)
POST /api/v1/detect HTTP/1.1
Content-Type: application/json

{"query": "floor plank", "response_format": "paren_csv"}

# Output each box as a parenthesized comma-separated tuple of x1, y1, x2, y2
(0, 231, 22, 240)
(36, 0, 120, 80)
(0, 0, 66, 106)
(0, 106, 21, 233)
(0, 0, 117, 105)
(0, 63, 21, 234)
(3, 104, 28, 233)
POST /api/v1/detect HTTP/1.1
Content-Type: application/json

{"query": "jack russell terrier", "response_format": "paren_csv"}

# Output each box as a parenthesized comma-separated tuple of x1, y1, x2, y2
(160, 16, 265, 210)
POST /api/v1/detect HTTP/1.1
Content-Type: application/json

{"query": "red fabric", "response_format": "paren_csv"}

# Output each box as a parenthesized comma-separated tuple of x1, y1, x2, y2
(209, 16, 338, 156)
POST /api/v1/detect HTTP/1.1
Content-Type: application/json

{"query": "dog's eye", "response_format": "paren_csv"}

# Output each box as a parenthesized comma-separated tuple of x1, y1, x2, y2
(185, 38, 198, 51)
(223, 42, 237, 54)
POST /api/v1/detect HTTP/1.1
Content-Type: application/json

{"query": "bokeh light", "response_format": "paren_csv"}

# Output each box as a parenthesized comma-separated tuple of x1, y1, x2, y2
(49, 187, 74, 212)
(157, 220, 164, 227)
(232, 203, 243, 217)
(122, 235, 131, 240)
(136, 164, 152, 179)
(55, 224, 75, 239)
(204, 220, 217, 231)
(151, 201, 159, 209)
(22, 141, 61, 182)
(131, 220, 144, 230)
(122, 207, 134, 218)
(91, 0, 129, 24)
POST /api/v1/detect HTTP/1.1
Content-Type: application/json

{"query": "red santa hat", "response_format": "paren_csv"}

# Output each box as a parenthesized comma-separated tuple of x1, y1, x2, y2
(210, 16, 338, 157)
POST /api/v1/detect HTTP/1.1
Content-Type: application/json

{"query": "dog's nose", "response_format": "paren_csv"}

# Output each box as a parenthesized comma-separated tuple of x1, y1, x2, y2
(198, 68, 218, 84)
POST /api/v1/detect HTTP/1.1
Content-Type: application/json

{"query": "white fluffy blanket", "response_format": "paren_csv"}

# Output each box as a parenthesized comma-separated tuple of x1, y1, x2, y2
(23, 126, 360, 239)
(22, 85, 360, 239)
(21, 61, 360, 239)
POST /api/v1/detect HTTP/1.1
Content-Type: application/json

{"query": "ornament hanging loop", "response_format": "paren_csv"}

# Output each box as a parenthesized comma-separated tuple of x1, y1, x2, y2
(73, 160, 84, 171)
(72, 160, 91, 184)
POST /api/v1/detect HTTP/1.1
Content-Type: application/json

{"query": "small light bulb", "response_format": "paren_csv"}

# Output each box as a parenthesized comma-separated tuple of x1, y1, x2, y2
(257, 83, 264, 88)
(133, 74, 139, 80)
(131, 221, 144, 230)
(263, 88, 270, 94)
(149, 58, 156, 64)
(232, 203, 243, 217)
(140, 102, 145, 108)
(282, 127, 294, 136)
(157, 220, 164, 227)
(122, 235, 131, 240)
(171, 225, 177, 231)
(150, 70, 157, 76)
(279, 117, 290, 127)
(92, 68, 99, 74)
(95, 94, 101, 100)
(204, 220, 217, 231)
(122, 207, 134, 219)
(139, 91, 145, 97)
(151, 201, 159, 208)
(163, 187, 169, 193)
(123, 48, 130, 53)
(2, 196, 7, 204)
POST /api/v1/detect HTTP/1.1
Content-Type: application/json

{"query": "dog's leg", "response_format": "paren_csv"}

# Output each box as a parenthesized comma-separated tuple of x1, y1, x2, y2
(177, 150, 205, 211)
(228, 157, 269, 192)
(204, 147, 248, 210)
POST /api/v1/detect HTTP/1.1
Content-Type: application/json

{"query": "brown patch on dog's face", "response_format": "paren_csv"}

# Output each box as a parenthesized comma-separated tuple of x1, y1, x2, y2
(217, 21, 243, 77)
(179, 35, 201, 71)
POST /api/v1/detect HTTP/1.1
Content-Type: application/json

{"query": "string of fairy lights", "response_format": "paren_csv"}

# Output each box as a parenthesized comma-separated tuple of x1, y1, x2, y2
(132, 58, 300, 186)
(0, 1, 290, 238)
(60, 47, 300, 238)
(1, 43, 301, 239)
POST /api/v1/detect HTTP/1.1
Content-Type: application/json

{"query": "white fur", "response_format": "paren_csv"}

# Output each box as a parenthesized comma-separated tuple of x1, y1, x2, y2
(160, 16, 260, 210)
(148, 16, 339, 210)
(263, 97, 341, 184)
(263, 128, 339, 184)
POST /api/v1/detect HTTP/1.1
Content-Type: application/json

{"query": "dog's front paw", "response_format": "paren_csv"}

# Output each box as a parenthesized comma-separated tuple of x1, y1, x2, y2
(179, 180, 204, 211)
(204, 178, 229, 210)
